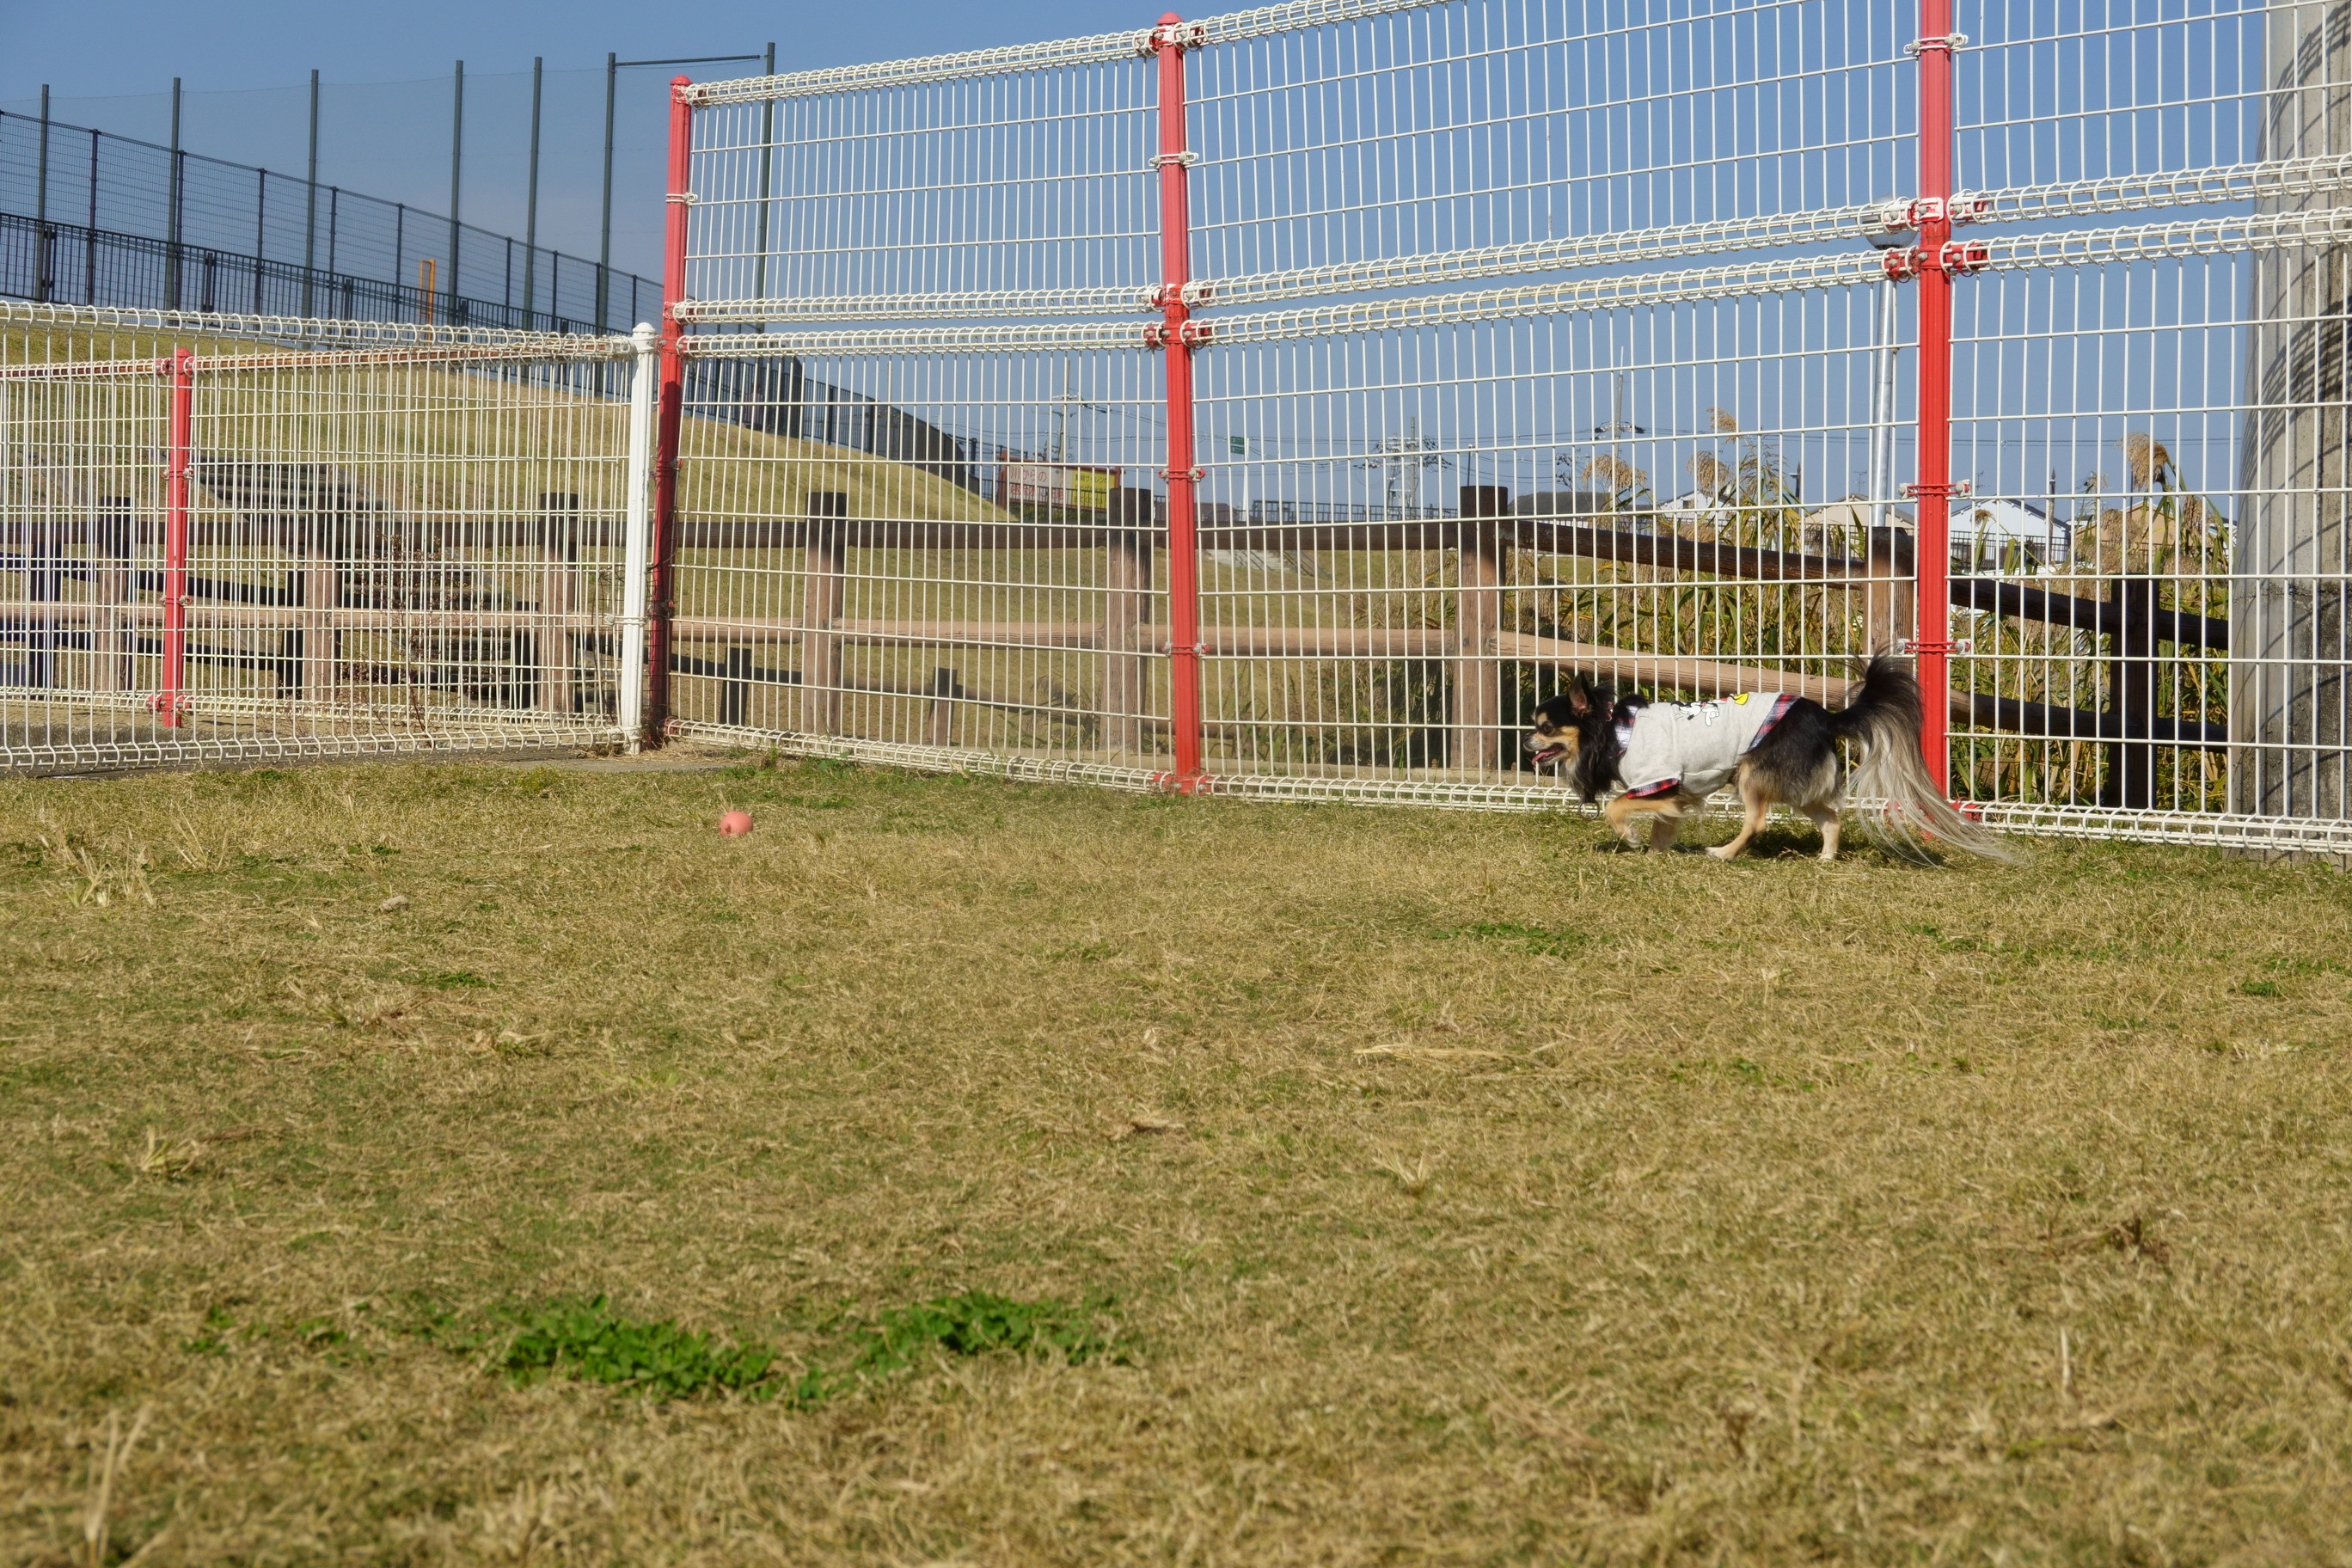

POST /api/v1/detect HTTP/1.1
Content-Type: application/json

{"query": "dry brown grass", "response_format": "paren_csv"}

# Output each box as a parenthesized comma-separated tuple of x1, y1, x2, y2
(4, 758, 2352, 1565)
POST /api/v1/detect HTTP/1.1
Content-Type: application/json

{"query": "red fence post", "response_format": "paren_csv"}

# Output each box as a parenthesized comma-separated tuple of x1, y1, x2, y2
(1153, 12, 1206, 791)
(1910, 0, 1957, 793)
(159, 346, 193, 729)
(647, 74, 694, 748)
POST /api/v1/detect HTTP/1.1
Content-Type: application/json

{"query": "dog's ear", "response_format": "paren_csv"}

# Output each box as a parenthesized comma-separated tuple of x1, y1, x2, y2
(1566, 679, 1591, 716)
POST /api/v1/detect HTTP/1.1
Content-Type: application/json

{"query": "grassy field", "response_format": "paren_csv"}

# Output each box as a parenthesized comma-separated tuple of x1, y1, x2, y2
(4, 757, 2352, 1565)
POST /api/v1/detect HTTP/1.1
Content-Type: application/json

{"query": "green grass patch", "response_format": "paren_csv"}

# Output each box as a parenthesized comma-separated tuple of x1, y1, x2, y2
(849, 1290, 1116, 1376)
(485, 1296, 781, 1400)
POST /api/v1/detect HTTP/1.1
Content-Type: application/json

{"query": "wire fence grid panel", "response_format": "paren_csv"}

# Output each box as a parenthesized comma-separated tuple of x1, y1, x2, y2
(644, 0, 2352, 852)
(1186, 0, 1917, 294)
(680, 52, 1159, 318)
(668, 339, 1174, 784)
(1193, 276, 1912, 793)
(1, 304, 642, 772)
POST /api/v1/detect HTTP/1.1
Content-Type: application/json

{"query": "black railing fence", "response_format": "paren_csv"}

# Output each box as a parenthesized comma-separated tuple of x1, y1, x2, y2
(0, 107, 654, 331)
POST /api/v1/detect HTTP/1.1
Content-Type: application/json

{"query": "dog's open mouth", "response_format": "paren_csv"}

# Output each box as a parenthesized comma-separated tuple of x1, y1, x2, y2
(1529, 742, 1567, 766)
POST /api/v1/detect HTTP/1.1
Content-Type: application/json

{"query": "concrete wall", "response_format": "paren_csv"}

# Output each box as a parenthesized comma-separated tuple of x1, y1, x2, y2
(2238, 0, 2352, 817)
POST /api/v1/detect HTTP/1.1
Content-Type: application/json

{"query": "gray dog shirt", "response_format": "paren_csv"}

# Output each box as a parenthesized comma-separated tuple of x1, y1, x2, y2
(1619, 694, 1797, 799)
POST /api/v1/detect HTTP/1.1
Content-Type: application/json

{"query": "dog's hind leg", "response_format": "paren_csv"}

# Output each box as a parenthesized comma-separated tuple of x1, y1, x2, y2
(1707, 775, 1773, 861)
(1802, 803, 1842, 862)
(1647, 809, 1681, 853)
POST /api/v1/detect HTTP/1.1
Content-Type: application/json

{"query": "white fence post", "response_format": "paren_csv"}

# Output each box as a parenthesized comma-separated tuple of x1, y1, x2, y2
(619, 320, 658, 753)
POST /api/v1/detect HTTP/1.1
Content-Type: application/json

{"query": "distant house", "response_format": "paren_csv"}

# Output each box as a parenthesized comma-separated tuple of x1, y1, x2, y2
(1800, 500, 1873, 556)
(1657, 489, 1736, 537)
(1950, 499, 2069, 569)
(1791, 497, 2069, 568)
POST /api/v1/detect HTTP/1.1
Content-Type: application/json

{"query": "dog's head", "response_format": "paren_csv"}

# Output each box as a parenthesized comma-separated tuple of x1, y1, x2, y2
(1527, 677, 1628, 801)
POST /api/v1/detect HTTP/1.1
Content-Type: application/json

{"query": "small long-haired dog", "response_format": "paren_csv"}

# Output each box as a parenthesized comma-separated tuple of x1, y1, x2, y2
(1524, 657, 2012, 862)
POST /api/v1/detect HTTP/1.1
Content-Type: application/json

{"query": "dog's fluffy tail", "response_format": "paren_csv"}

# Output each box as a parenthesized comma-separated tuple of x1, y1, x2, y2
(1832, 657, 2018, 863)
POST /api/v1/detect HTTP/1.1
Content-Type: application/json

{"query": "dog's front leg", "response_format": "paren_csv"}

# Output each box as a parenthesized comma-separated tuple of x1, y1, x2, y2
(1647, 813, 1681, 853)
(1708, 776, 1773, 861)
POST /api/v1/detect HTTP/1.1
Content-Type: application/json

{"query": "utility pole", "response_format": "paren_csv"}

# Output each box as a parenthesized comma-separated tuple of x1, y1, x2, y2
(303, 70, 320, 316)
(1364, 417, 1446, 517)
(524, 57, 542, 322)
(448, 60, 464, 323)
(1048, 363, 1106, 463)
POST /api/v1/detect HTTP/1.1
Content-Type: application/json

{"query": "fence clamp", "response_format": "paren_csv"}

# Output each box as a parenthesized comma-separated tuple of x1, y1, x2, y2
(1143, 320, 1213, 349)
(1904, 33, 1969, 54)
(665, 191, 701, 206)
(1161, 467, 1206, 483)
(1940, 239, 1993, 274)
(1143, 18, 1207, 51)
(1881, 248, 1923, 281)
(1899, 638, 1975, 656)
(1148, 282, 1212, 309)
(1947, 191, 1994, 225)
(1149, 150, 1203, 169)
(1870, 199, 1918, 235)
(1900, 479, 1973, 500)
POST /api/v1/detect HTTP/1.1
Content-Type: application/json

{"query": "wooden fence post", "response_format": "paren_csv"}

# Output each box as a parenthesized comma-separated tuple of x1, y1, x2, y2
(720, 644, 751, 728)
(537, 491, 579, 716)
(1866, 524, 1915, 654)
(1102, 486, 1154, 758)
(2104, 571, 2156, 808)
(93, 497, 131, 694)
(799, 490, 848, 736)
(928, 665, 963, 748)
(1454, 485, 1510, 772)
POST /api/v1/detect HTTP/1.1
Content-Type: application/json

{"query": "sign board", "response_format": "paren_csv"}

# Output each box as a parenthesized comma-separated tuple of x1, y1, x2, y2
(996, 462, 1121, 514)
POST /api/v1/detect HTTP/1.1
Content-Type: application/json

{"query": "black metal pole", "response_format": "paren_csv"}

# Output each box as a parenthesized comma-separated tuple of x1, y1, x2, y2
(303, 69, 319, 316)
(254, 166, 266, 312)
(524, 56, 542, 322)
(754, 43, 775, 326)
(166, 77, 183, 309)
(34, 84, 51, 303)
(448, 59, 463, 322)
(598, 52, 617, 333)
(85, 127, 97, 304)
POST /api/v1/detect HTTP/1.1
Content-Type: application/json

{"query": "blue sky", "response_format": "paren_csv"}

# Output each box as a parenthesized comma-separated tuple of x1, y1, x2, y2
(0, 1, 1146, 277)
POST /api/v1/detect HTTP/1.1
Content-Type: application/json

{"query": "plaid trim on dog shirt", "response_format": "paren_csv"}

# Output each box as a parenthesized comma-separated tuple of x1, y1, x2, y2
(1619, 693, 1798, 799)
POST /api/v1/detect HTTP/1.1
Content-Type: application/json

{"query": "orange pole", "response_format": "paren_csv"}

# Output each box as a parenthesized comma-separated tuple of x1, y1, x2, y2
(1154, 13, 1205, 790)
(1911, 0, 1957, 793)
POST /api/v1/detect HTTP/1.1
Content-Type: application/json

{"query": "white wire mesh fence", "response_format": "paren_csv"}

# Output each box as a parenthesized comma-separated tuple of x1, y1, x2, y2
(1, 303, 647, 772)
(14, 0, 2352, 860)
(635, 0, 2352, 858)
(666, 333, 1174, 787)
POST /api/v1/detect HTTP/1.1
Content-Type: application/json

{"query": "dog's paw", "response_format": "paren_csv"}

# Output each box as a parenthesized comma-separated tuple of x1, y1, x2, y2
(1706, 844, 1740, 861)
